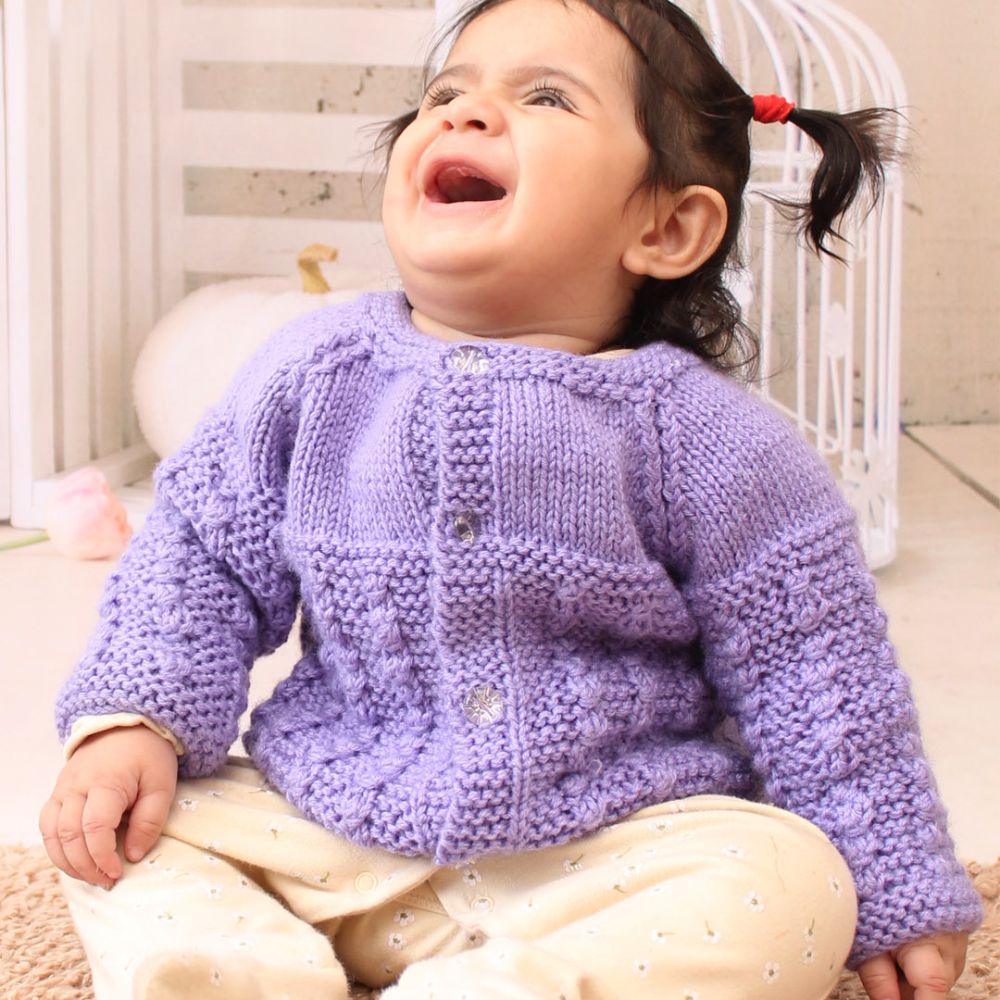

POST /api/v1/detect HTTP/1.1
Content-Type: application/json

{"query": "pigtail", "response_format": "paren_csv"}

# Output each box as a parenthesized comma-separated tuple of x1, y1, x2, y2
(776, 105, 904, 261)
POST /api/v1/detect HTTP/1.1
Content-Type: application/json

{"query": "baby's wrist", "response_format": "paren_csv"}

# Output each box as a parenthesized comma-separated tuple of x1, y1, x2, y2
(65, 713, 185, 759)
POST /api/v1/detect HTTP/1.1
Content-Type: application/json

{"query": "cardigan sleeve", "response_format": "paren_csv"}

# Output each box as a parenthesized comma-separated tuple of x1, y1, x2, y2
(658, 361, 982, 968)
(53, 311, 335, 779)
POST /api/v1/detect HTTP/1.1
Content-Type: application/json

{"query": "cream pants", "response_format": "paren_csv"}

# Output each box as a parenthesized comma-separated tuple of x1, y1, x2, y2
(60, 756, 858, 1000)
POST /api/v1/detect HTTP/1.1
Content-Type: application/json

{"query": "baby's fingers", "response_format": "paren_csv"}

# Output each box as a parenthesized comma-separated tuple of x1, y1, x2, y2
(123, 786, 174, 863)
(81, 785, 130, 880)
(39, 796, 85, 883)
(857, 952, 902, 1000)
(897, 941, 952, 999)
(53, 792, 116, 889)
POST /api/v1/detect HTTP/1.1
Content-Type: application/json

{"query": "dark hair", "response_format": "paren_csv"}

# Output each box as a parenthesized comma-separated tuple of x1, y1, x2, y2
(370, 0, 902, 382)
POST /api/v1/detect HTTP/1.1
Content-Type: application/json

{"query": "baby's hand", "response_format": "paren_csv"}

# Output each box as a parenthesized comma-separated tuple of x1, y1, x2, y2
(39, 726, 178, 889)
(857, 931, 969, 1000)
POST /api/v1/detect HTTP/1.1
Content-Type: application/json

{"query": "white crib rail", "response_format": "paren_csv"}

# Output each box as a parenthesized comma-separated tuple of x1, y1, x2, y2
(6, 0, 160, 527)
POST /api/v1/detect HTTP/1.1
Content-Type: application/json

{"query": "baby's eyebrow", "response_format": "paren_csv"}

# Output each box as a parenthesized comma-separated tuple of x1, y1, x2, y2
(426, 63, 602, 106)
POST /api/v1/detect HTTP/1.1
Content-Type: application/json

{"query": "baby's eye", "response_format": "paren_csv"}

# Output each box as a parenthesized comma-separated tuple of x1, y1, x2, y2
(526, 85, 573, 110)
(423, 84, 460, 108)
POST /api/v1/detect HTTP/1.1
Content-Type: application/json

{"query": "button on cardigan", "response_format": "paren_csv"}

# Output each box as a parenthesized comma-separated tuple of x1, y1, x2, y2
(55, 291, 982, 967)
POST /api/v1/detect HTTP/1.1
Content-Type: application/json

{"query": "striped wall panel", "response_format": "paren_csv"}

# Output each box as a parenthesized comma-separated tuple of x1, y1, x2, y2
(171, 0, 436, 288)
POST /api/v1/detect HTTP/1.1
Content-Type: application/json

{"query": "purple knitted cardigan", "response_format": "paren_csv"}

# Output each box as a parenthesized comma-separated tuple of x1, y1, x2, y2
(56, 291, 981, 966)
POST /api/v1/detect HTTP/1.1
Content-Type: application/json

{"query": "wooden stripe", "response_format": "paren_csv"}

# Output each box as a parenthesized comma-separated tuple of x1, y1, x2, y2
(183, 62, 423, 115)
(184, 166, 385, 221)
(181, 110, 396, 172)
(182, 215, 396, 273)
(178, 7, 437, 64)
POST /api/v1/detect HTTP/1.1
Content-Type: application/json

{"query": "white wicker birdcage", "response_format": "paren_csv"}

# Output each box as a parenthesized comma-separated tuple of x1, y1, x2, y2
(687, 0, 909, 568)
(4, 0, 905, 567)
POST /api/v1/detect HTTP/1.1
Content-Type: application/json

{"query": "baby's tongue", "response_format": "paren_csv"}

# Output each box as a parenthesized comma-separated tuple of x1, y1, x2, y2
(437, 165, 506, 203)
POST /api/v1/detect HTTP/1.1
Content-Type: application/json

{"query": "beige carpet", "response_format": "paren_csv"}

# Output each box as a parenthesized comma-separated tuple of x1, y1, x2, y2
(2, 843, 996, 999)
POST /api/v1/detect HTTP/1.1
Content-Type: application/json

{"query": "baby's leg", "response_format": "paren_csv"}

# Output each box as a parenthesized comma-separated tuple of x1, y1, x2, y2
(59, 826, 350, 1000)
(380, 795, 857, 1000)
(59, 755, 442, 998)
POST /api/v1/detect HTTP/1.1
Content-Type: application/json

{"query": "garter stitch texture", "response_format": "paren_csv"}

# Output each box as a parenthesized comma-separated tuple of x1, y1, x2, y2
(55, 291, 982, 968)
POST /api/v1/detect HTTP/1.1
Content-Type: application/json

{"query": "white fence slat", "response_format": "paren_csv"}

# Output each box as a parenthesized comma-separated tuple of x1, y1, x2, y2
(124, 0, 158, 448)
(183, 216, 396, 276)
(156, 0, 187, 317)
(178, 7, 436, 65)
(182, 110, 392, 173)
(7, 0, 57, 526)
(57, 0, 94, 471)
(90, 0, 126, 458)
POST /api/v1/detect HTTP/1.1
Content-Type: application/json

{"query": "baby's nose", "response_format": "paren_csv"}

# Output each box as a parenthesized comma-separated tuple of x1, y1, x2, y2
(442, 93, 503, 135)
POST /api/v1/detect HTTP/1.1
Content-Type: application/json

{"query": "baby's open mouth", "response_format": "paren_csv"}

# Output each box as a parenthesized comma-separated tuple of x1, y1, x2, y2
(427, 164, 507, 204)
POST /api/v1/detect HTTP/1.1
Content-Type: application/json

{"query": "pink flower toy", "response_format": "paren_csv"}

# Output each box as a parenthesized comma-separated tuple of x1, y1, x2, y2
(43, 467, 133, 560)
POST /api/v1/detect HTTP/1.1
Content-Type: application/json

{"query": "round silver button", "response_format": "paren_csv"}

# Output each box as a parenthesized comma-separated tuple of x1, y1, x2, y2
(448, 345, 490, 374)
(453, 510, 479, 544)
(462, 686, 503, 726)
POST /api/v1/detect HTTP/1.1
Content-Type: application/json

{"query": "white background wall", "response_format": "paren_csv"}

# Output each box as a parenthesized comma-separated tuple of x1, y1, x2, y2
(836, 0, 999, 424)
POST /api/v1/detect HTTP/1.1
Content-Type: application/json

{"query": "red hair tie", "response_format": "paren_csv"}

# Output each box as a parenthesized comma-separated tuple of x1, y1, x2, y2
(752, 93, 796, 124)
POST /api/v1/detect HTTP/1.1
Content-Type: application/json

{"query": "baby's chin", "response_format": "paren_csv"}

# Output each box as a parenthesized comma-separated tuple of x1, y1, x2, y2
(388, 230, 511, 280)
(390, 242, 633, 347)
(402, 280, 623, 357)
(403, 289, 533, 342)
(395, 266, 550, 330)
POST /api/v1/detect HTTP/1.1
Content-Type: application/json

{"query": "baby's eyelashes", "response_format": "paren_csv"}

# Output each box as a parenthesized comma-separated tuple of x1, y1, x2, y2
(524, 84, 575, 110)
(421, 82, 575, 112)
(423, 83, 462, 108)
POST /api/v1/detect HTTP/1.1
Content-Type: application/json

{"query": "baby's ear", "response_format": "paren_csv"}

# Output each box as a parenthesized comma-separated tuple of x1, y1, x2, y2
(622, 185, 728, 280)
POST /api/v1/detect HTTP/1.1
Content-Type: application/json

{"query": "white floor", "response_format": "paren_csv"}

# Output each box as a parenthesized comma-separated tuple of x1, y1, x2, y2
(2, 426, 998, 864)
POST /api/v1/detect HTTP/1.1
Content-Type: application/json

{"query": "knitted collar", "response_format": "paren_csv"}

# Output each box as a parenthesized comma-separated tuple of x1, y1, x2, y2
(364, 291, 696, 386)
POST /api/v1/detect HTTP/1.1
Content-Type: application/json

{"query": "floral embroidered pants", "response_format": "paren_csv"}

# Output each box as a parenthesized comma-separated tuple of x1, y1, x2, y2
(59, 756, 857, 1000)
